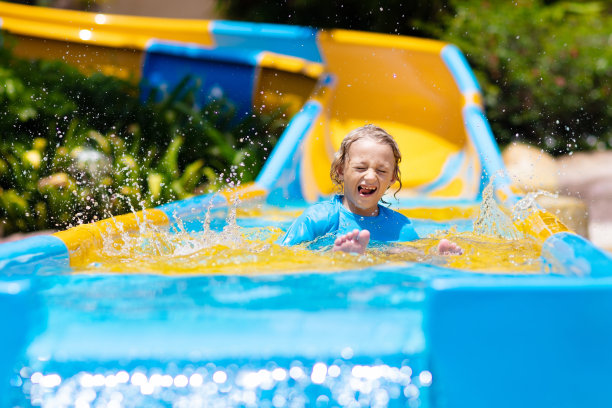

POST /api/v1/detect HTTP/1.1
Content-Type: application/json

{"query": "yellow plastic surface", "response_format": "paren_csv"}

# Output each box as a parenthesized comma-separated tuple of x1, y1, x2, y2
(253, 53, 324, 115)
(0, 1, 214, 78)
(53, 209, 169, 267)
(254, 70, 319, 116)
(71, 204, 545, 276)
(398, 206, 481, 222)
(53, 224, 103, 268)
(302, 113, 334, 201)
(258, 53, 324, 79)
(220, 183, 268, 203)
(0, 2, 214, 48)
(7, 36, 143, 80)
(299, 76, 338, 201)
(312, 29, 482, 199)
(514, 209, 570, 242)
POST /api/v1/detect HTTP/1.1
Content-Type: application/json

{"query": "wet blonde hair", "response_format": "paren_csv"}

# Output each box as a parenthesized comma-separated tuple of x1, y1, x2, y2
(330, 124, 402, 200)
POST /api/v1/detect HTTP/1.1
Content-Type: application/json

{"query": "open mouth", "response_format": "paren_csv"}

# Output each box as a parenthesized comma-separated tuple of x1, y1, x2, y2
(358, 185, 377, 196)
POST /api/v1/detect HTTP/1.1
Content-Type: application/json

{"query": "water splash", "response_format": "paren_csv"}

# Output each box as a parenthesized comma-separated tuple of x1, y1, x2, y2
(511, 189, 558, 223)
(95, 193, 170, 259)
(220, 186, 243, 247)
(473, 179, 522, 240)
(74, 175, 551, 275)
(79, 200, 383, 275)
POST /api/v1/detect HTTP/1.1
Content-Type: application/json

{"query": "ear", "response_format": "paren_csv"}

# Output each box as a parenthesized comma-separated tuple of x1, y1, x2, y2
(388, 172, 397, 189)
(336, 164, 344, 181)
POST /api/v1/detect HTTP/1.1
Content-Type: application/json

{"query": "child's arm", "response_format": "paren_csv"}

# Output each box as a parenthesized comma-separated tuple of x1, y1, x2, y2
(277, 203, 338, 246)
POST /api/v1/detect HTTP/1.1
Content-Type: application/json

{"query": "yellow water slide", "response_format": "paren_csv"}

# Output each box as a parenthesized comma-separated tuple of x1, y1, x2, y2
(0, 1, 214, 78)
(300, 30, 483, 202)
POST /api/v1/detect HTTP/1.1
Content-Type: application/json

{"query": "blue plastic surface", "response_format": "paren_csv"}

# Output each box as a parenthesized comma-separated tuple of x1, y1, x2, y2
(211, 21, 322, 63)
(442, 44, 514, 201)
(440, 45, 481, 94)
(23, 265, 439, 362)
(0, 235, 69, 275)
(141, 41, 260, 117)
(0, 279, 35, 406)
(463, 105, 513, 195)
(542, 232, 612, 277)
(256, 100, 322, 203)
(427, 276, 612, 408)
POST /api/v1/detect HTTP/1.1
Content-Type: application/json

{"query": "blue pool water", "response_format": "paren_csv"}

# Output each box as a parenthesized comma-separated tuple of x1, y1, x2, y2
(4, 204, 612, 408)
(8, 265, 447, 407)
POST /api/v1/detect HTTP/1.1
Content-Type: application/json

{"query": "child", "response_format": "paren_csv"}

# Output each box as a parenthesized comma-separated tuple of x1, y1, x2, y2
(278, 124, 462, 255)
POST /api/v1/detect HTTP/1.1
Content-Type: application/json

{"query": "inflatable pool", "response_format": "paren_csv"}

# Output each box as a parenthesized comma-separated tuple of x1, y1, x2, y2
(1, 2, 612, 407)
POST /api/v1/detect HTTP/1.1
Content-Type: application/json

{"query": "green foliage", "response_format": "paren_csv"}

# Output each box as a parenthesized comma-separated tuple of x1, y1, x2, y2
(0, 38, 287, 235)
(219, 0, 612, 156)
(215, 0, 448, 36)
(422, 0, 612, 154)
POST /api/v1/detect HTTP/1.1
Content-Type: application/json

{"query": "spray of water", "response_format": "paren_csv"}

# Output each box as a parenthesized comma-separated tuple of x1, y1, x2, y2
(511, 190, 559, 223)
(75, 170, 558, 275)
(473, 177, 522, 240)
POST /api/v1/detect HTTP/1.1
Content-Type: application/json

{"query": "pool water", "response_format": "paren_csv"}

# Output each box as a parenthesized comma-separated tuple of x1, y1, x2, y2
(6, 195, 550, 407)
(11, 266, 437, 407)
(71, 200, 544, 276)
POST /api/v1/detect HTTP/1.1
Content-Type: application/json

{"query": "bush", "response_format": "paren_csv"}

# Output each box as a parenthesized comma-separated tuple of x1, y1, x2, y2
(421, 0, 612, 155)
(219, 0, 612, 156)
(215, 0, 448, 36)
(0, 38, 287, 235)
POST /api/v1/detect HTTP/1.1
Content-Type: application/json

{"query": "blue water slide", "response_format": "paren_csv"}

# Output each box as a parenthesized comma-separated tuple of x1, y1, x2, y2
(441, 45, 513, 198)
(210, 21, 322, 62)
(256, 100, 323, 205)
(141, 41, 261, 117)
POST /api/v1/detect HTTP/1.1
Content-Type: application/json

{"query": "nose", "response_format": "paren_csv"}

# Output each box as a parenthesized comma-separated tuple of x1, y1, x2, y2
(363, 168, 377, 182)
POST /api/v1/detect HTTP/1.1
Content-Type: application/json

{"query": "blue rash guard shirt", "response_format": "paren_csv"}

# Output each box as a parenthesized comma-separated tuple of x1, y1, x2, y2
(278, 195, 419, 247)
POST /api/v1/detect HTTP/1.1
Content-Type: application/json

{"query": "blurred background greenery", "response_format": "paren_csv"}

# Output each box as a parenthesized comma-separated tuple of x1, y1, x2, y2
(217, 0, 612, 155)
(0, 41, 286, 235)
(1, 0, 610, 235)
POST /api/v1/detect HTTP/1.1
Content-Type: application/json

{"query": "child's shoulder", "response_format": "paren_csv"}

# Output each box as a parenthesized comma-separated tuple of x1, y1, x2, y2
(312, 195, 343, 210)
(299, 195, 342, 219)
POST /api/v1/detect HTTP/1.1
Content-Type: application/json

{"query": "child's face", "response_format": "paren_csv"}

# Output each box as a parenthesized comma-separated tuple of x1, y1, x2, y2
(338, 137, 397, 217)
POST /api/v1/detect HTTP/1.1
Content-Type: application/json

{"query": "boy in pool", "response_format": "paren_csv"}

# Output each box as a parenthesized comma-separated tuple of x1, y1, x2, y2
(278, 124, 463, 255)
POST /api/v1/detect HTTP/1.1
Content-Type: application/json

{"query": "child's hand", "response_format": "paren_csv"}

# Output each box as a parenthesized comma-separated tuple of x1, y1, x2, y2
(332, 229, 370, 254)
(437, 238, 463, 255)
